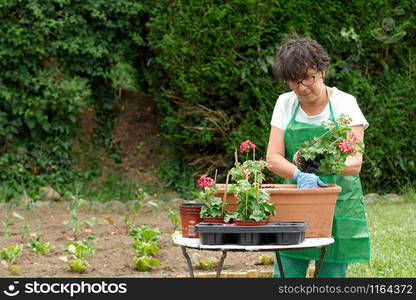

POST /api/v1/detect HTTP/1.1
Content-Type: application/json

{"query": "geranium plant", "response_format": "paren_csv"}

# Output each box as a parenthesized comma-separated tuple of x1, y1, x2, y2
(293, 113, 364, 175)
(225, 140, 275, 223)
(195, 172, 228, 219)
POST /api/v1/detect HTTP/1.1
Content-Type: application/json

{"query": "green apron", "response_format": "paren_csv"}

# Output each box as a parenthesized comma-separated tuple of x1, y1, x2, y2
(278, 95, 371, 263)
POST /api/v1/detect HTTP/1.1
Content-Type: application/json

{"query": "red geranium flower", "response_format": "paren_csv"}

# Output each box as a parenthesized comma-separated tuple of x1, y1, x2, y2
(197, 175, 214, 188)
(338, 139, 355, 154)
(239, 140, 256, 153)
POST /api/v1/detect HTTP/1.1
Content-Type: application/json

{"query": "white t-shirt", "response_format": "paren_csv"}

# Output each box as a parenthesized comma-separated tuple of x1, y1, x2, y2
(270, 87, 369, 130)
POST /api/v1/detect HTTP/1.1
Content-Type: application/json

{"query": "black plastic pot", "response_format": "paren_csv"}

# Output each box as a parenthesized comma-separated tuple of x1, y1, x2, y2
(294, 151, 323, 174)
(195, 222, 308, 246)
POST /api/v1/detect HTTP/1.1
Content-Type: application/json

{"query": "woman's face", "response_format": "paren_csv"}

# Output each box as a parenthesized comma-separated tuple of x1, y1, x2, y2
(287, 68, 326, 103)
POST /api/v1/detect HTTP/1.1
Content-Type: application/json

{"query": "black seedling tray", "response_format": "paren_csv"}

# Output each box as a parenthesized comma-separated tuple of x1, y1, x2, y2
(195, 222, 308, 246)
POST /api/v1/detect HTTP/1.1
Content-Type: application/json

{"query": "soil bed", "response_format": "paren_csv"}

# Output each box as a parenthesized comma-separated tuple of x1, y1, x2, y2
(0, 201, 275, 278)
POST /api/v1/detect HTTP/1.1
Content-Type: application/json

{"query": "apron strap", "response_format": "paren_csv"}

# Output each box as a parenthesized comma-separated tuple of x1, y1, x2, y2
(327, 86, 335, 122)
(289, 102, 301, 125)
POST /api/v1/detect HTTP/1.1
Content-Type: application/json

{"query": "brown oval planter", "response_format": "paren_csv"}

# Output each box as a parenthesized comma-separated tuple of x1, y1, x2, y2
(202, 217, 224, 223)
(215, 183, 342, 238)
(264, 184, 341, 238)
(213, 185, 238, 213)
(234, 219, 268, 226)
(179, 203, 202, 238)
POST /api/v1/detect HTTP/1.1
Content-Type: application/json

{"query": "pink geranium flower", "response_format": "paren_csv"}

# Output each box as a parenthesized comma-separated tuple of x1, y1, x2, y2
(197, 175, 214, 188)
(338, 139, 355, 154)
(239, 140, 256, 153)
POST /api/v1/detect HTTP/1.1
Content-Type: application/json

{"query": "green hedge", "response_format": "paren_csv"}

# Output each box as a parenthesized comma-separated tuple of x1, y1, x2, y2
(0, 0, 148, 198)
(1, 0, 414, 198)
(145, 0, 416, 193)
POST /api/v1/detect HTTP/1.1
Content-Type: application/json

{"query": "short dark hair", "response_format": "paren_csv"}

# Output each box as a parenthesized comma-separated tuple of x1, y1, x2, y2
(272, 35, 331, 81)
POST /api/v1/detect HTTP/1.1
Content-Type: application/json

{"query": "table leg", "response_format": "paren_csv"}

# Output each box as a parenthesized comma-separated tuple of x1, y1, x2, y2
(181, 246, 194, 278)
(275, 251, 285, 278)
(216, 251, 227, 278)
(313, 247, 327, 278)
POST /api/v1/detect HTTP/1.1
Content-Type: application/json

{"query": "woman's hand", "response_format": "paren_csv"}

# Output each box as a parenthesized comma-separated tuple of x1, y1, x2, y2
(267, 125, 365, 178)
(294, 168, 327, 188)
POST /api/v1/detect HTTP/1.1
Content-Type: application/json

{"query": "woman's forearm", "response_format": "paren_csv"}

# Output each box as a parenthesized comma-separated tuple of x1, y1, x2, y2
(340, 154, 363, 176)
(268, 152, 363, 177)
(340, 126, 364, 176)
(266, 153, 297, 180)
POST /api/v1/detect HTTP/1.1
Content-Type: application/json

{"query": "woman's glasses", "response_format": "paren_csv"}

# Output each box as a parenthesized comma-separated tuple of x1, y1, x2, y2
(286, 73, 322, 89)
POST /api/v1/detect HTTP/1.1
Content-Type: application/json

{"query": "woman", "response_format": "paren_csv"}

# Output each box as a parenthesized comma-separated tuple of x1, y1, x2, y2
(266, 35, 370, 278)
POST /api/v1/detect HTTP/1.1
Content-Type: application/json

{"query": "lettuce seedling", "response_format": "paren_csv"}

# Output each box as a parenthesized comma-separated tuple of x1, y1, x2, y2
(132, 240, 160, 272)
(0, 244, 23, 274)
(128, 224, 161, 242)
(132, 241, 160, 257)
(133, 256, 160, 272)
(27, 234, 51, 255)
(60, 236, 98, 273)
(190, 253, 218, 270)
(254, 255, 274, 265)
(129, 225, 161, 272)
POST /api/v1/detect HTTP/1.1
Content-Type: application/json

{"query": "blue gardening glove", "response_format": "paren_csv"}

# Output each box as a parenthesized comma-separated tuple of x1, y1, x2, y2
(293, 168, 327, 189)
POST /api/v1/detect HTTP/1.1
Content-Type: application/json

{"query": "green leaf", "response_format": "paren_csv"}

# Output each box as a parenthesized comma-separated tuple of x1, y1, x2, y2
(133, 256, 160, 271)
(12, 212, 24, 220)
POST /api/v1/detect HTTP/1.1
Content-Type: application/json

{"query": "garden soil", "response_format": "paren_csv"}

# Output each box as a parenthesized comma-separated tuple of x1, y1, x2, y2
(0, 201, 276, 278)
(0, 92, 277, 278)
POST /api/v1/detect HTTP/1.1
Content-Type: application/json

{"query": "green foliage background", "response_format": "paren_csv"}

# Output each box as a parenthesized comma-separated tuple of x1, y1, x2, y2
(0, 0, 148, 199)
(145, 0, 415, 194)
(0, 0, 414, 198)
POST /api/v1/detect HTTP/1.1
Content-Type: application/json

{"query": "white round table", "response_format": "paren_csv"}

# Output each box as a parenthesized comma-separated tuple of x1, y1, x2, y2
(173, 235, 334, 278)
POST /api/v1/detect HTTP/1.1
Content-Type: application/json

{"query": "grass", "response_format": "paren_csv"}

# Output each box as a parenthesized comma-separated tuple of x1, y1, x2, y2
(347, 195, 416, 277)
